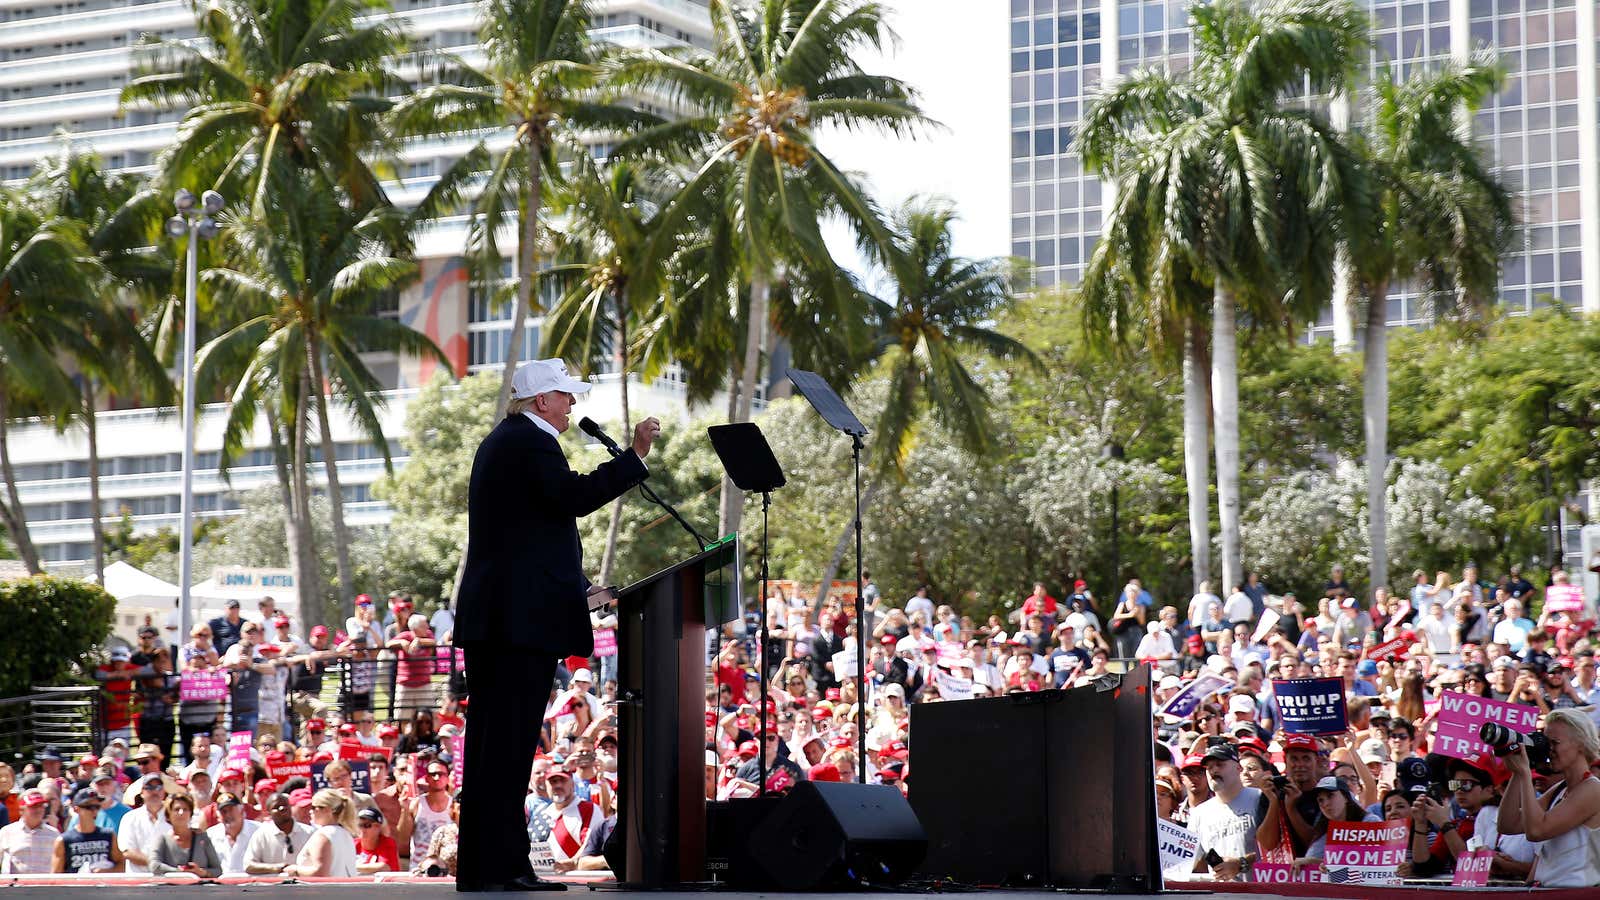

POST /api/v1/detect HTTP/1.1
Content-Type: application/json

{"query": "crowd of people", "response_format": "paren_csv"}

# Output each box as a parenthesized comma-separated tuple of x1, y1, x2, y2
(3, 561, 1599, 887)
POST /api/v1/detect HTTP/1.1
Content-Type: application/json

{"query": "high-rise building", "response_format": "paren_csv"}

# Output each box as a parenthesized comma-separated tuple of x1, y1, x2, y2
(0, 0, 717, 566)
(1008, 0, 1598, 573)
(1008, 0, 1598, 326)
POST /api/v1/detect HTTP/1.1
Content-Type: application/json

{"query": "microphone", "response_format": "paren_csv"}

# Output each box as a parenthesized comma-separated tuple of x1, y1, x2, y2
(578, 417, 623, 457)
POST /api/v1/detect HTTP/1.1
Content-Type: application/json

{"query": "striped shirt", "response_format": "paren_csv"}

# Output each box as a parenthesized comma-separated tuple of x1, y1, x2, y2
(0, 820, 61, 874)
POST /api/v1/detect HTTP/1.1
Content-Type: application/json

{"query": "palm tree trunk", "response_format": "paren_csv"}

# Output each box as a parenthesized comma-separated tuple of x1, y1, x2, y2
(1182, 321, 1211, 593)
(1211, 283, 1242, 597)
(813, 482, 881, 616)
(306, 334, 355, 620)
(290, 373, 323, 626)
(0, 390, 43, 573)
(1363, 282, 1390, 593)
(718, 275, 769, 537)
(599, 296, 631, 585)
(496, 144, 544, 416)
(266, 405, 302, 590)
(84, 378, 105, 583)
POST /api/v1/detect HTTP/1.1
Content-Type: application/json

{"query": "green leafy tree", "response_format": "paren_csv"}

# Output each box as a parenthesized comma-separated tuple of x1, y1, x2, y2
(611, 0, 928, 536)
(1345, 54, 1514, 591)
(1075, 0, 1371, 594)
(121, 0, 407, 212)
(0, 577, 116, 696)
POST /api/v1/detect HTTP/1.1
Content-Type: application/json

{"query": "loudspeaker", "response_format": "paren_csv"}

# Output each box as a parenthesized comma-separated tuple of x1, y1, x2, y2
(909, 665, 1160, 891)
(745, 781, 927, 890)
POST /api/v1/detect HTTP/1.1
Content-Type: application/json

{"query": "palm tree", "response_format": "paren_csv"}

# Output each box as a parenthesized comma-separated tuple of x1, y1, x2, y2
(1346, 55, 1514, 591)
(809, 196, 1038, 608)
(196, 176, 449, 621)
(1075, 0, 1372, 594)
(389, 0, 653, 417)
(28, 147, 175, 581)
(0, 187, 121, 573)
(611, 0, 928, 536)
(539, 152, 674, 582)
(121, 0, 407, 212)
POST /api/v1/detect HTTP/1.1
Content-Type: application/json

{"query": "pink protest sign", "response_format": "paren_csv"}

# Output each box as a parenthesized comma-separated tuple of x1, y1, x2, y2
(227, 731, 252, 767)
(1452, 847, 1494, 887)
(1545, 583, 1585, 613)
(1433, 691, 1539, 760)
(1251, 862, 1321, 884)
(1324, 819, 1409, 886)
(179, 670, 228, 702)
(449, 734, 464, 787)
(593, 628, 617, 656)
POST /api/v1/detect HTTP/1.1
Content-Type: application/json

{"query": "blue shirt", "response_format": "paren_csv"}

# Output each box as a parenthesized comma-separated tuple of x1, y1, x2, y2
(95, 799, 130, 831)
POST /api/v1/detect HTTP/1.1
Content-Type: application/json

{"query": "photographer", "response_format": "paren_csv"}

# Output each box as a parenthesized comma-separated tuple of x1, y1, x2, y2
(1497, 709, 1600, 887)
(1255, 733, 1322, 855)
(1399, 755, 1507, 878)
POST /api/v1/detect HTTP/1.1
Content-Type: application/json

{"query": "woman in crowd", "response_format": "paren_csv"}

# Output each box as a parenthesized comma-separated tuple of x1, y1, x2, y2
(1381, 789, 1413, 822)
(1395, 675, 1427, 724)
(148, 793, 221, 877)
(283, 789, 358, 877)
(1498, 709, 1600, 887)
(397, 709, 441, 755)
(1302, 776, 1380, 860)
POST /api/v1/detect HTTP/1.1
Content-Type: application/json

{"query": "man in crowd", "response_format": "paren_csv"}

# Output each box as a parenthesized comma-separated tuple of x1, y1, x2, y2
(53, 788, 121, 873)
(0, 790, 59, 873)
(243, 792, 314, 875)
(206, 792, 260, 875)
(114, 775, 170, 875)
(1187, 744, 1262, 881)
(400, 760, 457, 866)
(209, 599, 247, 657)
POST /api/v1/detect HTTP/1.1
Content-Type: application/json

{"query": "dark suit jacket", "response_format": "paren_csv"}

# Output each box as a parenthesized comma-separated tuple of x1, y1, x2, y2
(453, 414, 647, 655)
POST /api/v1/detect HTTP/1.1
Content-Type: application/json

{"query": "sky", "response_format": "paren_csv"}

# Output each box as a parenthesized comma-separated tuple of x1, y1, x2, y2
(819, 0, 1009, 277)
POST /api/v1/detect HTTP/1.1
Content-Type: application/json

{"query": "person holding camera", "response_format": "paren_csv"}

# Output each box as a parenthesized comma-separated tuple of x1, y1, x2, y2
(1497, 709, 1600, 887)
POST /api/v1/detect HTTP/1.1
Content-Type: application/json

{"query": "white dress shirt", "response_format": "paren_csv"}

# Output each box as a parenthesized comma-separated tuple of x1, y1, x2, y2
(207, 818, 261, 874)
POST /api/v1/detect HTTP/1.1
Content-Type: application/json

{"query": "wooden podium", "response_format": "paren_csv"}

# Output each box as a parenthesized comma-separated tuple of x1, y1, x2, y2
(610, 539, 740, 888)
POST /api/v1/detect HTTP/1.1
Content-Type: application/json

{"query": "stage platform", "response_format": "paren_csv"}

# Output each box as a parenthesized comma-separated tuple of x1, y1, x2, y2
(0, 873, 1592, 899)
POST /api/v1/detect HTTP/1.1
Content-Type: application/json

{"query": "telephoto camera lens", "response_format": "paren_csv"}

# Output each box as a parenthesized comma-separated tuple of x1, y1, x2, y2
(1478, 721, 1551, 767)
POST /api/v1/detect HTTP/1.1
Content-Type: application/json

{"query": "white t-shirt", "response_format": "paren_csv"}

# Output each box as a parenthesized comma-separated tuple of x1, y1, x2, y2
(116, 808, 171, 874)
(1470, 803, 1535, 863)
(1135, 630, 1176, 659)
(1223, 591, 1254, 624)
(904, 596, 936, 622)
(1188, 593, 1221, 628)
(1187, 788, 1265, 868)
(1418, 614, 1454, 653)
(207, 819, 261, 874)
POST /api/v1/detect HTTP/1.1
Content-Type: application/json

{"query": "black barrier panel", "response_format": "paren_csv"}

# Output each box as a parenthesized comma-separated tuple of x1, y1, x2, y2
(908, 665, 1159, 890)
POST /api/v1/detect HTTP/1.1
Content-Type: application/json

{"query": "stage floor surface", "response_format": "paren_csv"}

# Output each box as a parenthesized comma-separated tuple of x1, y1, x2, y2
(0, 877, 1586, 899)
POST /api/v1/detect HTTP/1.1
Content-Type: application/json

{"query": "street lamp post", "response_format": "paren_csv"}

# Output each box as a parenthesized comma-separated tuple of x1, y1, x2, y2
(166, 189, 223, 642)
(1102, 441, 1124, 595)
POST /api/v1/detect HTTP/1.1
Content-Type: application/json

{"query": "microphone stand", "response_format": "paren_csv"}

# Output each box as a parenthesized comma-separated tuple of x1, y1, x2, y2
(591, 435, 713, 549)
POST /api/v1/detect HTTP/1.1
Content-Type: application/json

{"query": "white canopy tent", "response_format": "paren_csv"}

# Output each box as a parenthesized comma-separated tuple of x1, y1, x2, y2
(93, 560, 179, 646)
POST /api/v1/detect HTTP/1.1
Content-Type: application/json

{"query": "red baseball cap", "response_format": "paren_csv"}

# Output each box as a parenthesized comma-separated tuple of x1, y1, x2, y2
(1181, 753, 1206, 771)
(1460, 751, 1510, 787)
(254, 778, 277, 793)
(379, 725, 400, 738)
(811, 707, 831, 721)
(1281, 733, 1320, 753)
(273, 615, 291, 628)
(307, 718, 326, 731)
(310, 625, 329, 638)
(338, 723, 357, 735)
(1074, 579, 1087, 590)
(258, 643, 282, 655)
(265, 750, 287, 765)
(830, 736, 852, 750)
(289, 788, 314, 808)
(1237, 737, 1270, 759)
(312, 751, 334, 763)
(737, 741, 758, 758)
(880, 740, 909, 760)
(219, 768, 246, 783)
(809, 763, 842, 783)
(354, 594, 373, 607)
(20, 790, 47, 808)
(79, 754, 99, 767)
(880, 635, 896, 645)
(825, 688, 841, 701)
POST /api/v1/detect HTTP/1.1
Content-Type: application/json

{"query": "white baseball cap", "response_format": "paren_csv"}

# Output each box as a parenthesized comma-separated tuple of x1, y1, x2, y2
(510, 359, 592, 399)
(571, 668, 593, 683)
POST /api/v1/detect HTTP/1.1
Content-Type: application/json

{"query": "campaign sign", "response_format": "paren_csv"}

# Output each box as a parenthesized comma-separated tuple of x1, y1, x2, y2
(1323, 819, 1408, 886)
(1157, 672, 1233, 719)
(1272, 677, 1347, 735)
(1545, 583, 1585, 614)
(529, 840, 556, 874)
(310, 760, 369, 793)
(1156, 819, 1198, 880)
(592, 628, 617, 656)
(1251, 862, 1321, 884)
(1251, 608, 1280, 644)
(1366, 637, 1412, 662)
(449, 734, 465, 787)
(266, 760, 311, 784)
(337, 741, 392, 762)
(180, 671, 228, 702)
(1434, 691, 1539, 760)
(1452, 847, 1494, 887)
(934, 669, 974, 701)
(227, 731, 253, 767)
(936, 642, 965, 667)
(831, 646, 858, 679)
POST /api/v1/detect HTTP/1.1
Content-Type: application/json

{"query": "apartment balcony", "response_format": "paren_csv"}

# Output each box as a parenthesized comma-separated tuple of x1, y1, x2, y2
(0, 87, 120, 127)
(0, 120, 175, 166)
(0, 0, 189, 49)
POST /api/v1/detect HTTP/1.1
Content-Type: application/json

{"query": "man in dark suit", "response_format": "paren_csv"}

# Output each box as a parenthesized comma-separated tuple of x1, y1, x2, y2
(453, 358, 659, 892)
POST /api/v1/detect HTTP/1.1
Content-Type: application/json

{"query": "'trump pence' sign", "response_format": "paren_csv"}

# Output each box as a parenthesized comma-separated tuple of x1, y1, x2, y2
(1433, 691, 1539, 760)
(1272, 677, 1347, 735)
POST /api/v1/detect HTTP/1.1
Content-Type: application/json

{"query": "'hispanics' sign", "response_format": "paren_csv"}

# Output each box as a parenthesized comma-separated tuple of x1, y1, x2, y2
(1156, 819, 1198, 882)
(1433, 691, 1539, 760)
(266, 760, 311, 784)
(1271, 677, 1347, 735)
(1158, 672, 1234, 720)
(1323, 819, 1408, 886)
(1366, 637, 1411, 662)
(1452, 847, 1494, 887)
